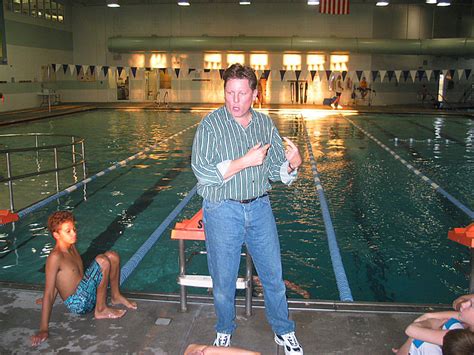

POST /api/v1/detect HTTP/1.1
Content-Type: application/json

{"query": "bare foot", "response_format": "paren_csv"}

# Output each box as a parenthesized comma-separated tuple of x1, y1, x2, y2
(94, 307, 127, 319)
(391, 348, 399, 354)
(111, 294, 138, 310)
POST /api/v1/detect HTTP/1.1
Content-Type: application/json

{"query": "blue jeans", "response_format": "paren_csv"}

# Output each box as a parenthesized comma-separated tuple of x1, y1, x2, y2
(203, 195, 295, 335)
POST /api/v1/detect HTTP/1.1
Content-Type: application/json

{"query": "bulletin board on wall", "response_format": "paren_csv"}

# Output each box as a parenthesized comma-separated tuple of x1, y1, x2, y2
(0, 0, 7, 64)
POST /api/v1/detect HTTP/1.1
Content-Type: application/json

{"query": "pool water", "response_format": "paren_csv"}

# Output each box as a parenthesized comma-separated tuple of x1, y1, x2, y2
(0, 109, 472, 304)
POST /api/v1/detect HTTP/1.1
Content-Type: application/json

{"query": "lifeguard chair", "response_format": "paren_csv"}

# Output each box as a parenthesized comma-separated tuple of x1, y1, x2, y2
(171, 209, 253, 316)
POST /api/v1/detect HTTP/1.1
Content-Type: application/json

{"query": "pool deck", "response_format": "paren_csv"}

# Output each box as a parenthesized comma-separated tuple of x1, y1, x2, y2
(0, 285, 452, 354)
(0, 102, 472, 127)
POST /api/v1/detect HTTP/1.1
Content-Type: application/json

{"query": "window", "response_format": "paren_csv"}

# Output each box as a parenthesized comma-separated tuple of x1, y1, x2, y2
(7, 0, 65, 22)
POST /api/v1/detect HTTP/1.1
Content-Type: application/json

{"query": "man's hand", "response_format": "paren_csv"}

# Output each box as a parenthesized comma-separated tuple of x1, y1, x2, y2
(31, 330, 48, 346)
(453, 294, 474, 311)
(283, 137, 302, 170)
(243, 143, 271, 167)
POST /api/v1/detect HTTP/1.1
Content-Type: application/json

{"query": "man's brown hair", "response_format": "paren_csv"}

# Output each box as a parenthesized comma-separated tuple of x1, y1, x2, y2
(223, 63, 257, 90)
(47, 211, 75, 235)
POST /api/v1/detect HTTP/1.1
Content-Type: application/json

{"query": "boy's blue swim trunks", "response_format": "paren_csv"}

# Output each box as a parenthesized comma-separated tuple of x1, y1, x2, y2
(64, 260, 103, 314)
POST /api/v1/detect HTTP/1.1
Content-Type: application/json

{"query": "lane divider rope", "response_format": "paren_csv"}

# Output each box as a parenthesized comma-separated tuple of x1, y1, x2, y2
(302, 116, 354, 302)
(17, 122, 200, 219)
(344, 116, 473, 220)
(120, 185, 197, 285)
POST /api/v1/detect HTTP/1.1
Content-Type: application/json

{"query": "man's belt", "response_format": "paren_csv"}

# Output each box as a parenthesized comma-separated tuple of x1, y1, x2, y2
(230, 193, 268, 204)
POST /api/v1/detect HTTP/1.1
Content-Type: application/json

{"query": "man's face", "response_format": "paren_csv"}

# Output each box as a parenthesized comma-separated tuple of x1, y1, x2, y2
(53, 221, 77, 245)
(224, 78, 258, 119)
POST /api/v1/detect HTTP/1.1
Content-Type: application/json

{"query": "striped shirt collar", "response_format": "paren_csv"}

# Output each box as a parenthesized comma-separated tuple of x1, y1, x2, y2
(223, 106, 256, 126)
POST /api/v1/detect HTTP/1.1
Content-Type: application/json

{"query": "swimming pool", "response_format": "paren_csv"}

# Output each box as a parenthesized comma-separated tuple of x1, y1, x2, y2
(0, 109, 472, 304)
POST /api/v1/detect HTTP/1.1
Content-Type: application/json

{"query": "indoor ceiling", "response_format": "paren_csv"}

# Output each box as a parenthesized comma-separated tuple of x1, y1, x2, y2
(72, 0, 473, 6)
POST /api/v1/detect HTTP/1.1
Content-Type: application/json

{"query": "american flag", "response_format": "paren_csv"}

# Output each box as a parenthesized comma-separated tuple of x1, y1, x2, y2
(319, 0, 350, 15)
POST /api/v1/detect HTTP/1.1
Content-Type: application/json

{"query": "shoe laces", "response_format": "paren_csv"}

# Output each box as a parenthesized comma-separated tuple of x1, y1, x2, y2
(282, 332, 300, 348)
(214, 333, 231, 347)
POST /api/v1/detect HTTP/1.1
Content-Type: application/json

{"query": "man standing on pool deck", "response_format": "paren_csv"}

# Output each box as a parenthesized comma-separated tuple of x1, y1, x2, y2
(191, 64, 303, 354)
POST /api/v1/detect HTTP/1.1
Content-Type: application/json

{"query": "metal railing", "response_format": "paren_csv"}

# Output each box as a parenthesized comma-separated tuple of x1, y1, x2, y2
(0, 133, 87, 212)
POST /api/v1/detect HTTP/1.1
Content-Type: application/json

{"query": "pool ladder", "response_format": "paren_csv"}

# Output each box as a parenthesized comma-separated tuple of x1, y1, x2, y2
(0, 133, 87, 212)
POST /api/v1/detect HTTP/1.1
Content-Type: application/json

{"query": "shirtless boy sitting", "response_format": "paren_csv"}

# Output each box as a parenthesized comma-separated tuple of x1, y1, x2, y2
(31, 211, 137, 346)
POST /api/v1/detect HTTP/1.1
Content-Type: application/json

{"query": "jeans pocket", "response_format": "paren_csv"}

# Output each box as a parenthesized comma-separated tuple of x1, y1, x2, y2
(203, 199, 224, 212)
(260, 195, 271, 207)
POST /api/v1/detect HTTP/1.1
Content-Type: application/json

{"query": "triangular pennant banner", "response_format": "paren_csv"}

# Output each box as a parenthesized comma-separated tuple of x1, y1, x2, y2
(465, 69, 472, 80)
(318, 70, 325, 81)
(75, 65, 82, 75)
(387, 70, 394, 82)
(364, 70, 371, 82)
(203, 68, 211, 73)
(341, 71, 347, 81)
(279, 70, 286, 81)
(219, 69, 225, 79)
(51, 64, 56, 72)
(457, 69, 464, 80)
(89, 65, 95, 75)
(117, 66, 123, 77)
(409, 70, 417, 82)
(55, 64, 61, 72)
(263, 70, 271, 80)
(417, 70, 425, 81)
(356, 70, 363, 81)
(433, 70, 441, 81)
(325, 70, 332, 81)
(379, 70, 386, 82)
(82, 65, 89, 75)
(174, 68, 180, 78)
(188, 68, 195, 75)
(102, 66, 109, 77)
(402, 70, 410, 82)
(394, 70, 402, 82)
(62, 64, 69, 74)
(310, 70, 317, 81)
(425, 70, 432, 82)
(131, 67, 137, 78)
(371, 70, 378, 82)
(295, 70, 301, 81)
(448, 69, 455, 79)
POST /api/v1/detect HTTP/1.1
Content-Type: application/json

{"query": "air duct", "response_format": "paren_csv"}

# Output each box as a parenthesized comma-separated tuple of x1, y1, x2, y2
(107, 36, 474, 56)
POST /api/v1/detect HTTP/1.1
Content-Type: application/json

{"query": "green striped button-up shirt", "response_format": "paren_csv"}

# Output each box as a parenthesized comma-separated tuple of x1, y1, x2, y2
(191, 106, 297, 202)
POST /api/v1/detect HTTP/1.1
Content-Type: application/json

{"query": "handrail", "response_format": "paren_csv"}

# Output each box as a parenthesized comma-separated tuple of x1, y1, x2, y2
(0, 133, 87, 212)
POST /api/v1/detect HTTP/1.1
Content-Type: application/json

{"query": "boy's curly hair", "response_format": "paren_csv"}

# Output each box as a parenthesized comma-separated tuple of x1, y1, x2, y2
(47, 211, 75, 235)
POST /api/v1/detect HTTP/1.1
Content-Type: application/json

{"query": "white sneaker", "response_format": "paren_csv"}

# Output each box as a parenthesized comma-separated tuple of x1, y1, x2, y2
(275, 332, 303, 355)
(213, 332, 231, 347)
(337, 104, 343, 109)
(330, 103, 336, 109)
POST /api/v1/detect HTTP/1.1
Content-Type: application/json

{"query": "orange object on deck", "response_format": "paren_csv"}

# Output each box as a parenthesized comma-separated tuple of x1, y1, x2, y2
(171, 209, 205, 241)
(448, 223, 474, 248)
(0, 210, 19, 224)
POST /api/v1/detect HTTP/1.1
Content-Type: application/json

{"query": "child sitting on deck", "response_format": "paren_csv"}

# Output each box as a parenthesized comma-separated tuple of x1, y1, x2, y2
(392, 296, 474, 355)
(31, 211, 137, 346)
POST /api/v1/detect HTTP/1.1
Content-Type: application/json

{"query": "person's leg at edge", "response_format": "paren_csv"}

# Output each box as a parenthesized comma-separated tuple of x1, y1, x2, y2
(104, 251, 137, 309)
(244, 196, 294, 336)
(203, 200, 245, 335)
(94, 254, 126, 319)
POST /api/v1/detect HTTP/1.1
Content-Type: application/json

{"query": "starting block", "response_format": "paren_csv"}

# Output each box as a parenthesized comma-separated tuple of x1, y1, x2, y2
(448, 223, 474, 248)
(171, 209, 253, 315)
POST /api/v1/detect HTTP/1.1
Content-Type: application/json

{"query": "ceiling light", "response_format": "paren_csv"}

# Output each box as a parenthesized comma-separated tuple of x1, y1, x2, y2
(437, 0, 451, 6)
(425, 0, 437, 3)
(106, 0, 120, 7)
(308, 0, 320, 5)
(239, 1, 251, 4)
(376, 0, 389, 6)
(178, 1, 190, 6)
